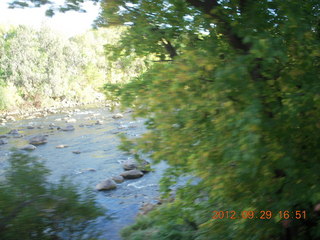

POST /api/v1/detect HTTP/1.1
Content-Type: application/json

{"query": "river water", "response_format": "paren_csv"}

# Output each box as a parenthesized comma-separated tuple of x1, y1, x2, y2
(0, 106, 167, 240)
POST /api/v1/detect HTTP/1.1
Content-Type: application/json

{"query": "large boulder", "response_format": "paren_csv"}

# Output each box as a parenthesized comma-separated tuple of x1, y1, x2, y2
(95, 179, 117, 191)
(120, 169, 144, 179)
(29, 135, 47, 145)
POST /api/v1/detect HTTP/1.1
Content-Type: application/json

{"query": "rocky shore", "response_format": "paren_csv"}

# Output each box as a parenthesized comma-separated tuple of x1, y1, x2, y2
(0, 98, 116, 125)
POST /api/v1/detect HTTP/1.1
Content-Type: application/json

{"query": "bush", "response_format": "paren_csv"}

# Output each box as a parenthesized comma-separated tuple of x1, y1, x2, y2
(0, 152, 105, 240)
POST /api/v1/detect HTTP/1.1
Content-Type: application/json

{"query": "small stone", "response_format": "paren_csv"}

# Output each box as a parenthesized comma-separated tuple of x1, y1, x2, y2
(21, 144, 36, 151)
(95, 179, 117, 191)
(8, 129, 19, 135)
(112, 113, 124, 119)
(138, 203, 158, 216)
(6, 116, 15, 121)
(120, 169, 144, 179)
(8, 129, 23, 138)
(84, 168, 96, 172)
(29, 135, 47, 145)
(27, 125, 35, 129)
(56, 144, 68, 149)
(0, 139, 8, 145)
(72, 150, 81, 154)
(60, 125, 75, 131)
(122, 159, 138, 171)
(0, 135, 8, 138)
(95, 120, 103, 125)
(122, 159, 151, 172)
(112, 175, 124, 183)
(65, 118, 76, 123)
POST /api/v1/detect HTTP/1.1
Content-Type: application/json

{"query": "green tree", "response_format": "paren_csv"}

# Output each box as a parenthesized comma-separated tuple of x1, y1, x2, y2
(0, 23, 146, 109)
(100, 1, 320, 240)
(0, 152, 104, 240)
(0, 25, 81, 105)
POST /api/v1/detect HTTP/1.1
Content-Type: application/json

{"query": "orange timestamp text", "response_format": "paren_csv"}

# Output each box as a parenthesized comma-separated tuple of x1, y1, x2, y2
(212, 210, 307, 220)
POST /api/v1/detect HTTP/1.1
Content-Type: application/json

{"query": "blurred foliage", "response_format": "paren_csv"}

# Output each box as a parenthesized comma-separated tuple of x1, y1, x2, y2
(7, 0, 100, 17)
(0, 151, 104, 240)
(0, 25, 146, 110)
(99, 0, 320, 240)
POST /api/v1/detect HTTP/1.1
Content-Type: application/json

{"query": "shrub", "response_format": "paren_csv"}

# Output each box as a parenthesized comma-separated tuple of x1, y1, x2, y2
(0, 152, 105, 240)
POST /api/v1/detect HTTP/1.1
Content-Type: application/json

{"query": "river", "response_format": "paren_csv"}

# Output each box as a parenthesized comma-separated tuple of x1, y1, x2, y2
(0, 106, 168, 240)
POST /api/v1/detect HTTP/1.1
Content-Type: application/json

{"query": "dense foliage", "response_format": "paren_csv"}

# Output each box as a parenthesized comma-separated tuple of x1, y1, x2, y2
(0, 152, 104, 240)
(6, 0, 320, 239)
(100, 1, 320, 240)
(0, 25, 146, 110)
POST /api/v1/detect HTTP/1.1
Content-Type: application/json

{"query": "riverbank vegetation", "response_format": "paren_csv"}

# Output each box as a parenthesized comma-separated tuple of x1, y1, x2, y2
(0, 25, 146, 111)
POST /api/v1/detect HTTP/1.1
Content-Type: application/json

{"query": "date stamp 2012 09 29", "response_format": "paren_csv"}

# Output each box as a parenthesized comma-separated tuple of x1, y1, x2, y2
(211, 210, 307, 220)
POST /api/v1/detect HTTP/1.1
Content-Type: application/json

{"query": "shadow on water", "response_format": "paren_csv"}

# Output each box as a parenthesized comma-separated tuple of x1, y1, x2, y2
(0, 107, 168, 240)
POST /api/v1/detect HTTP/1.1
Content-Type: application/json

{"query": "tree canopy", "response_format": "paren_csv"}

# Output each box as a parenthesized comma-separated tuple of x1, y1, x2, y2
(101, 1, 320, 239)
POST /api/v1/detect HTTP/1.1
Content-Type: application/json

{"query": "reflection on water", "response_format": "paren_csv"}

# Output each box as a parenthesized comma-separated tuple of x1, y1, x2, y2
(0, 107, 167, 240)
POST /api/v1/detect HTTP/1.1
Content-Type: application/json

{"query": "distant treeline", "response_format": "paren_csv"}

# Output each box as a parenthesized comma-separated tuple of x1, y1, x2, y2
(0, 25, 146, 110)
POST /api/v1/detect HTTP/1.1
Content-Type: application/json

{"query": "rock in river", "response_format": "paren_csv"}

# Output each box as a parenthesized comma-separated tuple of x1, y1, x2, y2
(122, 159, 151, 172)
(59, 125, 75, 131)
(8, 129, 20, 135)
(29, 135, 47, 145)
(0, 139, 8, 145)
(56, 144, 68, 149)
(112, 113, 124, 119)
(120, 169, 144, 179)
(21, 144, 36, 151)
(112, 175, 124, 183)
(95, 179, 117, 191)
(65, 118, 76, 123)
(95, 120, 104, 125)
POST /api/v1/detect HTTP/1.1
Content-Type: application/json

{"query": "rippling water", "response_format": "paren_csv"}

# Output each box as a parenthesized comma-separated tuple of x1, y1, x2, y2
(0, 107, 168, 240)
